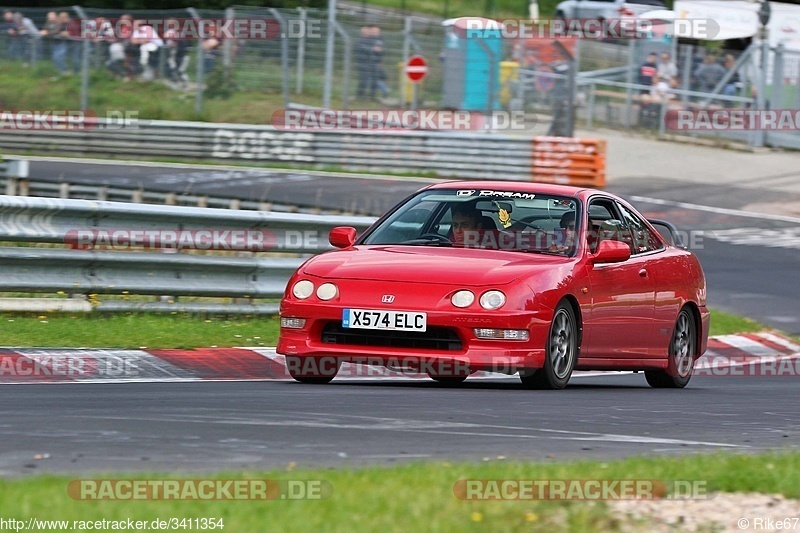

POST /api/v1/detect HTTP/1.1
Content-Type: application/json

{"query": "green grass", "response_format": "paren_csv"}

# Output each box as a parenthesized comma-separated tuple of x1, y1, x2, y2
(0, 313, 279, 349)
(0, 452, 797, 532)
(708, 309, 766, 336)
(0, 308, 770, 349)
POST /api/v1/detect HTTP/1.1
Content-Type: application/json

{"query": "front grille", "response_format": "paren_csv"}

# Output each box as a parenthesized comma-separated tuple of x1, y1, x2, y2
(320, 323, 463, 351)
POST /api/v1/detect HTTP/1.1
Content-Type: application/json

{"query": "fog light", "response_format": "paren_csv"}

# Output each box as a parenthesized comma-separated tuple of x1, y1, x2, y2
(451, 290, 475, 308)
(281, 317, 307, 329)
(292, 280, 314, 299)
(474, 328, 529, 341)
(316, 282, 338, 301)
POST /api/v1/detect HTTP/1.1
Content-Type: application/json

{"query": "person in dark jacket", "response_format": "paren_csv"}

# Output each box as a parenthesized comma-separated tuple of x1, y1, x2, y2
(693, 54, 726, 94)
(638, 52, 658, 95)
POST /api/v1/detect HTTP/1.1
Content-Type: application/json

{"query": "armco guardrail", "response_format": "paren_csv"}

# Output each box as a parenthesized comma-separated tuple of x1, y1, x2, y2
(0, 120, 607, 186)
(0, 195, 376, 314)
(0, 195, 374, 253)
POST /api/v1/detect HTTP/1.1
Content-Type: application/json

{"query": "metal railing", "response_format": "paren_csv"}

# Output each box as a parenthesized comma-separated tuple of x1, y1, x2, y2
(0, 194, 376, 314)
(0, 119, 537, 180)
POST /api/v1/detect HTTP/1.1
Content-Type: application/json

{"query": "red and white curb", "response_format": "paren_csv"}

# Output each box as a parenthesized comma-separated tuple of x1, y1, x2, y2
(0, 333, 798, 384)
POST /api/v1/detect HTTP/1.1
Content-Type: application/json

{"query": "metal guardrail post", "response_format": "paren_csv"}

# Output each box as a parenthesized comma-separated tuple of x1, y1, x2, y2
(323, 0, 338, 109)
(624, 39, 636, 128)
(681, 44, 692, 110)
(403, 16, 411, 108)
(587, 81, 595, 129)
(224, 7, 234, 72)
(333, 21, 351, 107)
(755, 34, 769, 148)
(771, 44, 784, 109)
(269, 8, 291, 110)
(72, 6, 90, 110)
(80, 39, 90, 111)
(659, 92, 668, 137)
(187, 8, 204, 115)
(476, 39, 497, 116)
(296, 7, 307, 95)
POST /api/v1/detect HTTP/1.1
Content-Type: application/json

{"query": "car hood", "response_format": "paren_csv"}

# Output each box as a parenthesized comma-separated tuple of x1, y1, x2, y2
(301, 246, 567, 286)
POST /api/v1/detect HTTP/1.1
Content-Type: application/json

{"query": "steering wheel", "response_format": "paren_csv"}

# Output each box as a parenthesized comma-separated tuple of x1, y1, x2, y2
(418, 232, 452, 243)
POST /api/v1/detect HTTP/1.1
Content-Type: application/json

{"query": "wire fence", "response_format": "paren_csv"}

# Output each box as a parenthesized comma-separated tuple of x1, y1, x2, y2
(1, 5, 799, 148)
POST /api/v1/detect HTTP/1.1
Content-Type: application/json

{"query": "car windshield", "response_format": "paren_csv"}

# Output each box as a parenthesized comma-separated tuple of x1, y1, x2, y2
(361, 188, 580, 256)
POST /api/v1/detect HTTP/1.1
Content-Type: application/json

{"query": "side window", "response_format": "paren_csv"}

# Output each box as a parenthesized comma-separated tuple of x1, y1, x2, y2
(616, 202, 664, 254)
(587, 200, 615, 253)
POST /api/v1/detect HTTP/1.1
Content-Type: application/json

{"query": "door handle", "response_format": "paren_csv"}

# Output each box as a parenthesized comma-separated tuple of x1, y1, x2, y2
(638, 269, 648, 278)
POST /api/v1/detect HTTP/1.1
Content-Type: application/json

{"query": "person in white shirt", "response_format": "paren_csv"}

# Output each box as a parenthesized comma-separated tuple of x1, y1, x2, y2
(657, 52, 678, 81)
(131, 21, 163, 80)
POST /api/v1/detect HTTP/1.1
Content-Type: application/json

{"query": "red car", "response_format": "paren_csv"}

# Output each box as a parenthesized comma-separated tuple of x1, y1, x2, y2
(277, 182, 709, 389)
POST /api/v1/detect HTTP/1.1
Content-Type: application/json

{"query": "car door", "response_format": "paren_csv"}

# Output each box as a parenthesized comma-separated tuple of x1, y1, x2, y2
(616, 201, 678, 356)
(583, 197, 656, 359)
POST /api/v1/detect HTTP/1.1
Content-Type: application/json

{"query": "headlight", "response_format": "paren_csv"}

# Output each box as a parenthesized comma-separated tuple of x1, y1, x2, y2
(451, 290, 475, 308)
(316, 282, 338, 301)
(292, 280, 314, 299)
(479, 290, 506, 310)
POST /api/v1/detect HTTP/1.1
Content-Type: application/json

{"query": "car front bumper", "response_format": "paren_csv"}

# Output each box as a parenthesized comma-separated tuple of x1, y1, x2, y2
(277, 301, 553, 374)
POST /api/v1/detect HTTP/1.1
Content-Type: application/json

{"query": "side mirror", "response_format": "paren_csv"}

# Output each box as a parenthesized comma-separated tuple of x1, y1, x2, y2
(592, 240, 631, 264)
(329, 226, 357, 249)
(648, 218, 687, 249)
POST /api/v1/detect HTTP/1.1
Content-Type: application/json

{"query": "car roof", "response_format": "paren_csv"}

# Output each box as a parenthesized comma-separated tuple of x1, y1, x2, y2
(427, 181, 592, 198)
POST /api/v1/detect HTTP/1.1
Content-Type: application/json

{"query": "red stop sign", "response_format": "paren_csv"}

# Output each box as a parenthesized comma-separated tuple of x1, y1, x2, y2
(405, 55, 428, 83)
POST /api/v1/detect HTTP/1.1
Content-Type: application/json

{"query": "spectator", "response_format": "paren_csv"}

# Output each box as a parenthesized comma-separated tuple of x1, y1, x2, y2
(370, 26, 387, 99)
(164, 18, 190, 86)
(201, 23, 221, 75)
(8, 12, 30, 62)
(107, 38, 126, 79)
(57, 12, 80, 75)
(651, 75, 679, 104)
(1, 11, 11, 56)
(638, 52, 658, 94)
(105, 17, 129, 80)
(131, 19, 163, 81)
(693, 54, 727, 94)
(722, 53, 741, 104)
(119, 14, 141, 81)
(93, 17, 115, 66)
(657, 52, 678, 80)
(355, 26, 374, 99)
(39, 12, 65, 74)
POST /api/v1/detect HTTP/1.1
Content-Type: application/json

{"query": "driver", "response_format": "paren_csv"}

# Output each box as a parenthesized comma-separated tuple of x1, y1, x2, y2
(450, 203, 489, 246)
(550, 211, 576, 253)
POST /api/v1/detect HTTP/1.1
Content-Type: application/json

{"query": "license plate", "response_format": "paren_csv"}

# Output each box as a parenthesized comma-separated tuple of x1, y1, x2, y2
(342, 309, 427, 332)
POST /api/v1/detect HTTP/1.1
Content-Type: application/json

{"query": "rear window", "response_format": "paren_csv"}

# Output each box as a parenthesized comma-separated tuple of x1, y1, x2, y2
(627, 0, 666, 6)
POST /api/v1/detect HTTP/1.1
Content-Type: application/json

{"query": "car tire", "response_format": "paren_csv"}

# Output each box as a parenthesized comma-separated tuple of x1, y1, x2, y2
(645, 308, 696, 389)
(520, 302, 578, 390)
(286, 356, 340, 384)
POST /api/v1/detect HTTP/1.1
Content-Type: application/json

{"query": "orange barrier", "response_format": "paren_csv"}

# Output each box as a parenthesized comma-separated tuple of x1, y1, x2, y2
(530, 137, 606, 187)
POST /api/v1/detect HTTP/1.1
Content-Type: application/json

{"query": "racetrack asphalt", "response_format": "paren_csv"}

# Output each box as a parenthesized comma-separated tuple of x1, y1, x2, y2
(24, 158, 800, 335)
(1, 374, 798, 475)
(2, 157, 798, 475)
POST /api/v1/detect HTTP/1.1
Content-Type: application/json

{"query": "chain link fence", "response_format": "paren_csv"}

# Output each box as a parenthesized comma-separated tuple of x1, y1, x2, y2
(1, 5, 799, 148)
